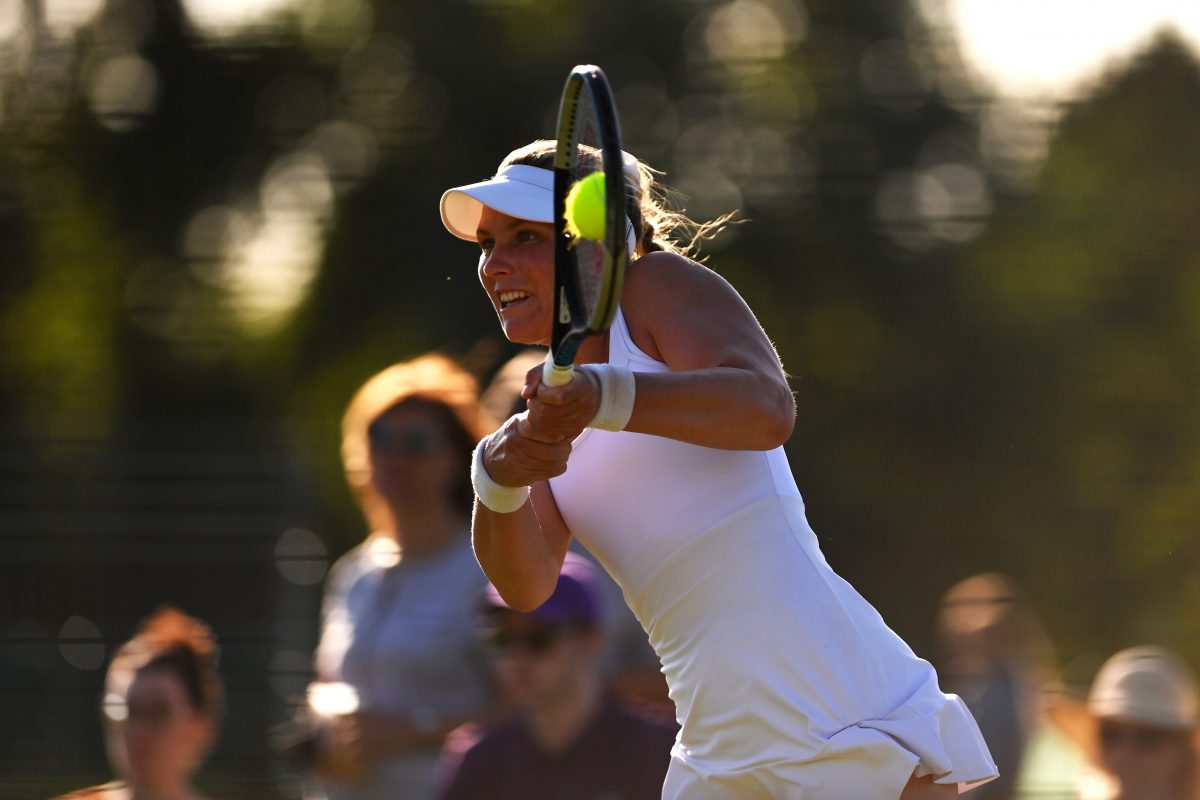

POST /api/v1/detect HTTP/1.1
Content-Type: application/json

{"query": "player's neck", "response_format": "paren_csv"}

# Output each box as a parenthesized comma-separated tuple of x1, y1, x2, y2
(525, 673, 603, 754)
(575, 332, 610, 366)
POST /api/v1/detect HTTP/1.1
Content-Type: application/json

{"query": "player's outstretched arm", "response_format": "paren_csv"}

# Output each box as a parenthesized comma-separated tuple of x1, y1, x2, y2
(618, 251, 796, 450)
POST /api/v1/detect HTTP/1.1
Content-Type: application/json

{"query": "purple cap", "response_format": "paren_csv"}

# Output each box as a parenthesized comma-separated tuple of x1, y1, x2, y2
(484, 553, 601, 627)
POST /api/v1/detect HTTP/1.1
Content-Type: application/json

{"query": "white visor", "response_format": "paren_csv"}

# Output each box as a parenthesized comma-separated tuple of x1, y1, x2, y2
(439, 164, 554, 242)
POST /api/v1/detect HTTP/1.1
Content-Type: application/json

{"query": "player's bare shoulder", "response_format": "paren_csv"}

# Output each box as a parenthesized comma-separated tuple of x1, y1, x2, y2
(623, 250, 728, 307)
(624, 251, 746, 317)
(626, 249, 707, 283)
(620, 251, 748, 362)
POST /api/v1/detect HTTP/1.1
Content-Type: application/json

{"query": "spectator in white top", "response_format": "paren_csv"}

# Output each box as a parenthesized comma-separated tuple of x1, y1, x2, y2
(307, 354, 497, 800)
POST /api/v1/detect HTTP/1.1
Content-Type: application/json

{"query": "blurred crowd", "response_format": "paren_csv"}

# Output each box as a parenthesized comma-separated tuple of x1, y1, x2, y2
(55, 351, 1200, 800)
(934, 574, 1199, 800)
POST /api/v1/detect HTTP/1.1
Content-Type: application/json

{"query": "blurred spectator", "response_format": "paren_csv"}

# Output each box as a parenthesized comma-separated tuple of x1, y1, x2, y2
(480, 348, 670, 712)
(1046, 646, 1199, 800)
(936, 573, 1056, 800)
(435, 553, 677, 800)
(477, 347, 543, 424)
(55, 606, 223, 800)
(306, 354, 497, 800)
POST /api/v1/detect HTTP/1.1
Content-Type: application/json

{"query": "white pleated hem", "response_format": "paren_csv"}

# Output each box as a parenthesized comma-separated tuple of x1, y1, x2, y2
(854, 688, 1000, 794)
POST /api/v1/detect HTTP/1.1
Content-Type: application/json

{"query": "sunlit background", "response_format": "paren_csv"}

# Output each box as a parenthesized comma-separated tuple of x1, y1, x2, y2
(2, 0, 1199, 796)
(947, 0, 1200, 96)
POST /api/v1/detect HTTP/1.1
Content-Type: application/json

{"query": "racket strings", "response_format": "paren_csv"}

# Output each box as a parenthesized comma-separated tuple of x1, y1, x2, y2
(567, 99, 607, 323)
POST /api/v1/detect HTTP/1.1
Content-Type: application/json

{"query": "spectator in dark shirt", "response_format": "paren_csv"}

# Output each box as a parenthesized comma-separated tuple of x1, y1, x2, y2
(436, 553, 676, 800)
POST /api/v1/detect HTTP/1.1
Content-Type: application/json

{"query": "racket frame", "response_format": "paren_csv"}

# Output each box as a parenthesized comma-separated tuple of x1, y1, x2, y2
(543, 64, 629, 387)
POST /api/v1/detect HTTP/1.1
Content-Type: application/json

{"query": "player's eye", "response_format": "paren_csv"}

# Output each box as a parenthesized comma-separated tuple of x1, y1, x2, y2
(478, 237, 495, 253)
(516, 229, 539, 243)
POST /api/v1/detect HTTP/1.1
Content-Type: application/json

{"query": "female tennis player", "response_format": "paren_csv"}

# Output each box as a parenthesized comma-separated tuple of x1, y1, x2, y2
(439, 140, 998, 799)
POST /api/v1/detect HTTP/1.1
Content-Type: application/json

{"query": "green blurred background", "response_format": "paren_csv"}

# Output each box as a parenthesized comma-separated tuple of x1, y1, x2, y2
(2, 0, 1198, 796)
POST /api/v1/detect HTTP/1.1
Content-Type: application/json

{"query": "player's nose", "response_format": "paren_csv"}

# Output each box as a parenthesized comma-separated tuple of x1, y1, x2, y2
(479, 248, 513, 279)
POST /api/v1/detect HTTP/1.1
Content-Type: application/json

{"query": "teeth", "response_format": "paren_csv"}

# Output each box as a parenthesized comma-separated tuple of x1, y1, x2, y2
(499, 290, 529, 304)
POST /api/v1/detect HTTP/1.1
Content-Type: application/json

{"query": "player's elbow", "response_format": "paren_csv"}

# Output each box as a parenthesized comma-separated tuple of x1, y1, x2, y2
(763, 404, 796, 449)
(488, 561, 559, 612)
(496, 582, 555, 613)
(756, 383, 796, 449)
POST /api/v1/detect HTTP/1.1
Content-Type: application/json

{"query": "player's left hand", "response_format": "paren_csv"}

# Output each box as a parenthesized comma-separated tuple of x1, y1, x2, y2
(520, 363, 600, 443)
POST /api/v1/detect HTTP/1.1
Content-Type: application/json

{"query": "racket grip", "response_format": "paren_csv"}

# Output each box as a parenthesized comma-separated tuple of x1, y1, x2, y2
(542, 359, 574, 386)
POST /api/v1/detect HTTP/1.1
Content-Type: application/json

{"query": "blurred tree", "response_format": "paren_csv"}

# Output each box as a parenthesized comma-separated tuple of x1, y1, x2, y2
(948, 32, 1200, 668)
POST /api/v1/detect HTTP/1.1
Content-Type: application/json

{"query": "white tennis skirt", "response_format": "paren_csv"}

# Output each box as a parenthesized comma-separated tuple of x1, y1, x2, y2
(618, 496, 999, 799)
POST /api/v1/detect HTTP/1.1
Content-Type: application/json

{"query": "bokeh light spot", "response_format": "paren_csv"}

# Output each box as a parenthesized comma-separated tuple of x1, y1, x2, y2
(181, 0, 301, 38)
(59, 615, 105, 670)
(274, 528, 329, 586)
(102, 691, 128, 722)
(45, 0, 106, 38)
(307, 681, 360, 717)
(87, 54, 159, 132)
(704, 0, 806, 63)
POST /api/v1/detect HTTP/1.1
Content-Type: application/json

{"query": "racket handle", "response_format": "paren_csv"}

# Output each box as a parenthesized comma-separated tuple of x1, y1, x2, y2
(542, 359, 574, 386)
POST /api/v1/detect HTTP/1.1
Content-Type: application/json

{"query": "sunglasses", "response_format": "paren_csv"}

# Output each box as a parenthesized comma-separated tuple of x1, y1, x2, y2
(1098, 722, 1184, 753)
(367, 421, 442, 456)
(484, 625, 574, 655)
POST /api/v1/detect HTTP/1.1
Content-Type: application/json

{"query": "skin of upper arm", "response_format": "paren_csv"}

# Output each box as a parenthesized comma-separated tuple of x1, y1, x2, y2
(529, 480, 573, 563)
(621, 252, 795, 417)
(623, 252, 787, 374)
(471, 480, 574, 613)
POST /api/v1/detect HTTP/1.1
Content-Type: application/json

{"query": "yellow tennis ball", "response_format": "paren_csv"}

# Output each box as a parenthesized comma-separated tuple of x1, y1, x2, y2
(564, 171, 607, 241)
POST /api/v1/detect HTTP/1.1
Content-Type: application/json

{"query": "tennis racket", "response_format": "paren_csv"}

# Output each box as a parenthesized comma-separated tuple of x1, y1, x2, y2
(542, 64, 630, 387)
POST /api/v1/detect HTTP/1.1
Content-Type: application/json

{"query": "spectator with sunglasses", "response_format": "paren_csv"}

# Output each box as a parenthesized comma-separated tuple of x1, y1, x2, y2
(435, 553, 677, 800)
(1047, 645, 1199, 800)
(306, 355, 498, 800)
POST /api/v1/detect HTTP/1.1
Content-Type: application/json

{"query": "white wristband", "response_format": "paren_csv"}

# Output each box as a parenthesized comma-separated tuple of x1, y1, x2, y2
(471, 436, 531, 513)
(579, 364, 636, 432)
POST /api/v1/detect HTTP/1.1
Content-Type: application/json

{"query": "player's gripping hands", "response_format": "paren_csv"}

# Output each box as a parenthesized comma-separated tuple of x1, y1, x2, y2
(470, 367, 607, 611)
(479, 365, 600, 487)
(520, 363, 604, 443)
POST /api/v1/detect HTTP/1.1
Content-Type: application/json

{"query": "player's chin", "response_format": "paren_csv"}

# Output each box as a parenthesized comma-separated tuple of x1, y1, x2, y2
(499, 318, 550, 347)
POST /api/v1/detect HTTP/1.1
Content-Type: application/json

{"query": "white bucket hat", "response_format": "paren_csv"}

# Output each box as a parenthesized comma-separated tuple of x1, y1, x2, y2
(1087, 645, 1199, 730)
(1045, 645, 1200, 768)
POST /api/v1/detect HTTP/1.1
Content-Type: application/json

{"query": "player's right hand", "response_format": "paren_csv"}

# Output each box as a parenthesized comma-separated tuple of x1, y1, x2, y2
(484, 413, 572, 486)
(521, 362, 600, 443)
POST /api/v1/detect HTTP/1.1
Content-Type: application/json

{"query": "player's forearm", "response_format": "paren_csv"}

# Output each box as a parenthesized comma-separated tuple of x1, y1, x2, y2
(625, 367, 795, 450)
(471, 499, 561, 611)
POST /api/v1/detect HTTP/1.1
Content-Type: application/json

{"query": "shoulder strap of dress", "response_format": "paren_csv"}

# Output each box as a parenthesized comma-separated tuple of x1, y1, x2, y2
(607, 306, 633, 366)
(607, 304, 668, 370)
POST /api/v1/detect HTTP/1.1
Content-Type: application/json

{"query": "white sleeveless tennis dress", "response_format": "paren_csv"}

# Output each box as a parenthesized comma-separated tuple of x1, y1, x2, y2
(548, 308, 998, 799)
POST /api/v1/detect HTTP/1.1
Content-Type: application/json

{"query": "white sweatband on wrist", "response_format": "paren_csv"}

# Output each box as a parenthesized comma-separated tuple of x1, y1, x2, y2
(579, 364, 636, 432)
(471, 436, 530, 513)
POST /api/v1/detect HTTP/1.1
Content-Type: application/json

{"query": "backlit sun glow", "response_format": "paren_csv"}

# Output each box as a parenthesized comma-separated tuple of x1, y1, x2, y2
(943, 0, 1200, 98)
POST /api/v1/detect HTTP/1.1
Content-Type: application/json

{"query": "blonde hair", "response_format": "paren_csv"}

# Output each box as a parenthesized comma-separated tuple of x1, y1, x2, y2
(341, 353, 494, 520)
(499, 140, 736, 261)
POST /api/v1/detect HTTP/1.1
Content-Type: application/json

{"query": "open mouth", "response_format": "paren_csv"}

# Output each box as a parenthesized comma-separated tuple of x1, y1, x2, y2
(498, 290, 530, 310)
